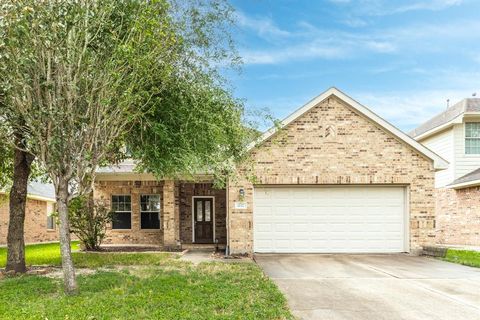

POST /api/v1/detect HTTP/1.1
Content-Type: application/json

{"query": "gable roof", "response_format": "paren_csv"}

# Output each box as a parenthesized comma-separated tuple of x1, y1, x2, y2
(1, 181, 56, 202)
(247, 87, 449, 170)
(410, 98, 480, 140)
(27, 181, 56, 202)
(448, 168, 480, 189)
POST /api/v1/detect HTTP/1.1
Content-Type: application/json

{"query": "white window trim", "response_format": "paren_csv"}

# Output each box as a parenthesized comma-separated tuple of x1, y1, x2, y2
(465, 122, 480, 155)
(140, 194, 161, 230)
(46, 202, 56, 231)
(191, 196, 216, 243)
(111, 194, 132, 230)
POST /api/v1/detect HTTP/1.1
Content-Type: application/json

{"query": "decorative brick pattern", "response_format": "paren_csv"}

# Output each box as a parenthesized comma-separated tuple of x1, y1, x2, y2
(228, 95, 436, 254)
(0, 196, 58, 245)
(94, 180, 164, 245)
(435, 187, 480, 245)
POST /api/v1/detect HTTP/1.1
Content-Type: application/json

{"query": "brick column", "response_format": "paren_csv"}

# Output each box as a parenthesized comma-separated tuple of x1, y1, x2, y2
(163, 180, 179, 249)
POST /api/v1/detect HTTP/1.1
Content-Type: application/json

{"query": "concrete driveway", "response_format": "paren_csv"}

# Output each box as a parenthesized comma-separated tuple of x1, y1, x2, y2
(255, 254, 480, 320)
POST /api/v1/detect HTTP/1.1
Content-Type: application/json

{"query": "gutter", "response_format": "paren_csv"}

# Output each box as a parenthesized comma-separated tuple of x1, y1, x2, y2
(447, 179, 480, 189)
(0, 191, 56, 203)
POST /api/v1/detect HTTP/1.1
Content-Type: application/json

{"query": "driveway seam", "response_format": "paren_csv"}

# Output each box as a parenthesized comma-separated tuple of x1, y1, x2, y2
(406, 279, 480, 312)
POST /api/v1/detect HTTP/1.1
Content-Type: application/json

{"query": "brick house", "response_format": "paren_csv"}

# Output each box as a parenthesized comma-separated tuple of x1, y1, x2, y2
(95, 88, 447, 254)
(0, 182, 57, 245)
(410, 98, 480, 246)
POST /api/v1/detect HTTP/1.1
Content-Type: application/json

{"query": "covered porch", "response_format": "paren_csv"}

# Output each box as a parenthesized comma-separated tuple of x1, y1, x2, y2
(163, 180, 227, 250)
(94, 173, 227, 248)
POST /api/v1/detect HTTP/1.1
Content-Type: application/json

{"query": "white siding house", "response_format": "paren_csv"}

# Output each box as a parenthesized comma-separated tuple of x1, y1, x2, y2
(421, 128, 454, 187)
(453, 122, 480, 180)
(411, 98, 480, 188)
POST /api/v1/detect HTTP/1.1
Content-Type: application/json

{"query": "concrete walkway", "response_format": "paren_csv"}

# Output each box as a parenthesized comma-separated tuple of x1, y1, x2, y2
(180, 249, 218, 265)
(255, 254, 480, 320)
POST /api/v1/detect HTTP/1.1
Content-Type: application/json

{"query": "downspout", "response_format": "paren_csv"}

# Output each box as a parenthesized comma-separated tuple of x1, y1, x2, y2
(225, 178, 230, 256)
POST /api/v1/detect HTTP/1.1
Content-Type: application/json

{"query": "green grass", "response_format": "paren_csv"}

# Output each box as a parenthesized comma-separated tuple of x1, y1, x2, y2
(443, 249, 480, 268)
(0, 242, 174, 268)
(0, 242, 292, 319)
(0, 242, 80, 267)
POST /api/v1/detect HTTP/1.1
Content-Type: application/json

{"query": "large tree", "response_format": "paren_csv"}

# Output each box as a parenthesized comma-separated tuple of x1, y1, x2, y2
(0, 0, 249, 294)
(0, 125, 40, 273)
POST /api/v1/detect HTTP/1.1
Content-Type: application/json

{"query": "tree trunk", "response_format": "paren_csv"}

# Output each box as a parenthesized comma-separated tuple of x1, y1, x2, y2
(56, 177, 77, 294)
(6, 140, 34, 273)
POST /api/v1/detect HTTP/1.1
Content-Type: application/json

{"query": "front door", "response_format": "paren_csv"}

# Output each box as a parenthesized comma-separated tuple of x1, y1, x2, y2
(194, 198, 214, 243)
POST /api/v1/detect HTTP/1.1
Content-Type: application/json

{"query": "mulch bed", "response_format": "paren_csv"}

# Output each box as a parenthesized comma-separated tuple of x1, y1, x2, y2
(87, 246, 165, 253)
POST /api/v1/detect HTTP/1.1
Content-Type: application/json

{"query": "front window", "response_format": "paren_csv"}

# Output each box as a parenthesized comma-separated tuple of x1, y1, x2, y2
(465, 122, 480, 154)
(140, 195, 160, 229)
(46, 202, 55, 230)
(111, 195, 132, 229)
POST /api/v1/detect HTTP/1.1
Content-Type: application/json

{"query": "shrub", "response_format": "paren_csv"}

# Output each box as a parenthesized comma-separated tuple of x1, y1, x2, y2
(67, 195, 112, 251)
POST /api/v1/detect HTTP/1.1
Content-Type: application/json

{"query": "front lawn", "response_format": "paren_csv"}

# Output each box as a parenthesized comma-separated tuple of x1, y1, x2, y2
(0, 242, 173, 268)
(0, 242, 80, 267)
(0, 242, 292, 320)
(443, 249, 480, 268)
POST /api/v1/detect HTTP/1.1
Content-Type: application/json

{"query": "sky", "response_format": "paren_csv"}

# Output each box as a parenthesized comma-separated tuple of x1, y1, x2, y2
(228, 0, 480, 132)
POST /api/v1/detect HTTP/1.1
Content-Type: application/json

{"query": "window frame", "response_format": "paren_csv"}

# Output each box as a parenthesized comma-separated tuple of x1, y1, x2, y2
(46, 202, 56, 231)
(140, 194, 161, 230)
(465, 122, 480, 155)
(111, 194, 132, 230)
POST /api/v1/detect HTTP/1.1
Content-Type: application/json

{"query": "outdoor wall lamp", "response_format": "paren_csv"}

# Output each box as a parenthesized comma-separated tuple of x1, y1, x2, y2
(239, 188, 245, 201)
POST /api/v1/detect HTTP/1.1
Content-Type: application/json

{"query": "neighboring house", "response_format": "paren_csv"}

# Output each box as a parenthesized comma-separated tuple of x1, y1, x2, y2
(410, 98, 480, 246)
(95, 87, 447, 254)
(0, 181, 57, 245)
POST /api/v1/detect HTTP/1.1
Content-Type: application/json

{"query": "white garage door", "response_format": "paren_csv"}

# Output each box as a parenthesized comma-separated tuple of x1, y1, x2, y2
(254, 186, 407, 253)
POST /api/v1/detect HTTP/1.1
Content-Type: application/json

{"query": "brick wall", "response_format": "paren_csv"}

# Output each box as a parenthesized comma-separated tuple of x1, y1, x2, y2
(0, 195, 58, 245)
(93, 180, 227, 246)
(94, 181, 164, 245)
(228, 95, 436, 254)
(435, 187, 480, 245)
(179, 182, 227, 244)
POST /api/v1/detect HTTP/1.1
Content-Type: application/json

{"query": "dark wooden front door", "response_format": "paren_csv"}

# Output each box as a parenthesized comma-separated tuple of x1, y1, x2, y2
(194, 198, 213, 243)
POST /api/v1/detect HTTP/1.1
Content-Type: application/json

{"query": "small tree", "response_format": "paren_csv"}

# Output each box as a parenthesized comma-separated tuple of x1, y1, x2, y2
(68, 195, 112, 251)
(1, 0, 247, 294)
(0, 0, 180, 293)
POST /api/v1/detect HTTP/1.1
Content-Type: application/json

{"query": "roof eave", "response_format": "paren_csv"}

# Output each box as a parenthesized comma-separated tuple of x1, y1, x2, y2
(414, 116, 462, 141)
(447, 179, 480, 189)
(95, 172, 215, 182)
(0, 191, 56, 203)
(248, 87, 449, 170)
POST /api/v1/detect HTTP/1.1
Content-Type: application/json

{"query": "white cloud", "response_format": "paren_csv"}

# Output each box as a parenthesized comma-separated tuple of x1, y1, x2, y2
(355, 88, 471, 131)
(242, 41, 348, 64)
(235, 11, 291, 40)
(331, 0, 463, 16)
(327, 0, 351, 3)
(341, 17, 369, 28)
(239, 14, 480, 65)
(389, 0, 463, 14)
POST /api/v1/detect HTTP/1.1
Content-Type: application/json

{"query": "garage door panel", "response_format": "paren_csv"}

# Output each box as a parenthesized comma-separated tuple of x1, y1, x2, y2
(253, 186, 406, 253)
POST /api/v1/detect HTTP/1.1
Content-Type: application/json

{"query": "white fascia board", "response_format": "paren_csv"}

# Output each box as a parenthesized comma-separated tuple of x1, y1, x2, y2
(95, 172, 215, 182)
(448, 179, 480, 189)
(415, 115, 464, 141)
(0, 191, 56, 203)
(248, 87, 449, 170)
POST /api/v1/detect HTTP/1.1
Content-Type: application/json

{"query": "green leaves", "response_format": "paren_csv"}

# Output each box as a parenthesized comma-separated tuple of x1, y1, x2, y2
(0, 0, 261, 189)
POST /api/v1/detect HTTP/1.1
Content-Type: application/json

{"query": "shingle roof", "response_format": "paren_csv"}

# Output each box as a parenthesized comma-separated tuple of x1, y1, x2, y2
(97, 160, 138, 174)
(410, 98, 480, 138)
(27, 181, 56, 201)
(448, 168, 480, 188)
(2, 181, 56, 202)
